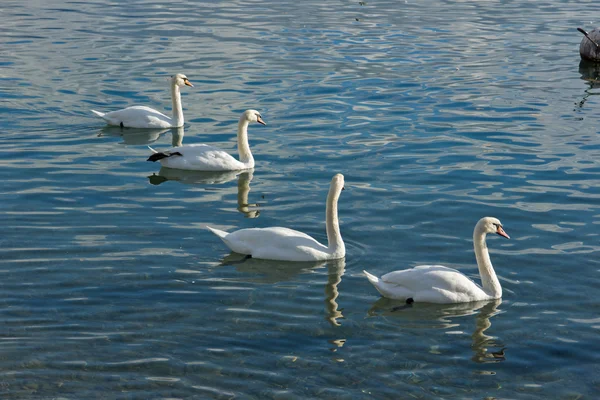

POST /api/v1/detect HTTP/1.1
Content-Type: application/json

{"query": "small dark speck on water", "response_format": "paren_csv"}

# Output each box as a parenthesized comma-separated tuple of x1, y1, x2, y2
(359, 1, 367, 5)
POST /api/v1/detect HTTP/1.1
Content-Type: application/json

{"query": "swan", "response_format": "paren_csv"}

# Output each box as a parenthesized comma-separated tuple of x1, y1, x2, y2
(363, 217, 509, 304)
(207, 173, 346, 261)
(91, 74, 193, 128)
(146, 109, 265, 171)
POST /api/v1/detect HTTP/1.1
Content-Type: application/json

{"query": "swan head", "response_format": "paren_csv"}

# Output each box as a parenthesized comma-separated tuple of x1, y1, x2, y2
(331, 173, 345, 191)
(171, 73, 193, 87)
(242, 109, 266, 126)
(477, 217, 510, 239)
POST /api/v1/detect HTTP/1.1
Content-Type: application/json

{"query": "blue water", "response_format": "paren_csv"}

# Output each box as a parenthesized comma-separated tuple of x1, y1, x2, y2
(1, 0, 600, 398)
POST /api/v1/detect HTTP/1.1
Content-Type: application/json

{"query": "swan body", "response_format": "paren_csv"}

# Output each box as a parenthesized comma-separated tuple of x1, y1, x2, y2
(147, 110, 265, 171)
(364, 217, 509, 304)
(91, 74, 192, 128)
(208, 173, 346, 261)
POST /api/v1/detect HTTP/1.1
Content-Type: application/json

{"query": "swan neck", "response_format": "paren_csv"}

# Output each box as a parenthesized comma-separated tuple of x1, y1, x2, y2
(171, 83, 184, 127)
(473, 229, 501, 298)
(325, 184, 344, 256)
(237, 117, 254, 168)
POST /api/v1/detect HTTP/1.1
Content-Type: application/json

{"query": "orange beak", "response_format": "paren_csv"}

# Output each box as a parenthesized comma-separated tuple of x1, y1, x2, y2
(257, 116, 266, 126)
(184, 79, 193, 87)
(496, 226, 510, 239)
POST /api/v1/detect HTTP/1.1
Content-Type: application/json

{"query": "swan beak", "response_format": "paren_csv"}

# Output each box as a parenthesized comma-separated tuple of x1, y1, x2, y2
(184, 79, 193, 87)
(257, 116, 266, 126)
(496, 226, 510, 239)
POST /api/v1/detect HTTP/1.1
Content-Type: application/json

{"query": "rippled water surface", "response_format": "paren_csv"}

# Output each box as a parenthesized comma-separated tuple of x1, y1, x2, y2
(2, 0, 600, 398)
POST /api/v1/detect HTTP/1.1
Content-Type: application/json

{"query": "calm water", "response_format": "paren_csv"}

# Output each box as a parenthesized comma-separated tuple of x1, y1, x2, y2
(1, 0, 600, 398)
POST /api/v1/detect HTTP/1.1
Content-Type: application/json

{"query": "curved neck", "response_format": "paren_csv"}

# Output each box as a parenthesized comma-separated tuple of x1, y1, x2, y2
(473, 229, 501, 298)
(237, 117, 254, 168)
(326, 185, 344, 255)
(170, 84, 184, 127)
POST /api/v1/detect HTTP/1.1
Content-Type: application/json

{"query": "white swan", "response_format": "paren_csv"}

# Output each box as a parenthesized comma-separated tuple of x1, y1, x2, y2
(147, 110, 265, 171)
(207, 173, 346, 261)
(91, 74, 193, 128)
(363, 217, 509, 304)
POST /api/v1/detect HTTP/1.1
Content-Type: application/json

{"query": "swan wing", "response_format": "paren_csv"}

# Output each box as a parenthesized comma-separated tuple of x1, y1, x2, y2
(221, 227, 330, 261)
(381, 265, 477, 291)
(99, 106, 173, 128)
(159, 144, 245, 171)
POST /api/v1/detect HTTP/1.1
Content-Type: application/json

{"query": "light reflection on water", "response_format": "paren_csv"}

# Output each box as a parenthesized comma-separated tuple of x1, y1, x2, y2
(1, 0, 600, 398)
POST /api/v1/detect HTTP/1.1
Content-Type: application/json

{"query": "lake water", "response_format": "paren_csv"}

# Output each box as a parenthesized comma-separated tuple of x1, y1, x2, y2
(1, 0, 600, 398)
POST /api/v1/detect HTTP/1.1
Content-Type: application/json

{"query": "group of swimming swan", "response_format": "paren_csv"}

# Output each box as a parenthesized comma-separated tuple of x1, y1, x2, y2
(92, 73, 510, 305)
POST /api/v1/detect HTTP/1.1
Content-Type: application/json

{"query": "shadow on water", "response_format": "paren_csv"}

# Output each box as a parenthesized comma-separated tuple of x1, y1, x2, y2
(368, 297, 505, 363)
(219, 255, 346, 326)
(148, 169, 259, 218)
(576, 60, 600, 110)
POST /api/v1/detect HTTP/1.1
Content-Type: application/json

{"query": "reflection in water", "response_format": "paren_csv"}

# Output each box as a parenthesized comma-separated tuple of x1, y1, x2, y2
(170, 126, 184, 147)
(369, 298, 505, 363)
(469, 299, 505, 363)
(148, 169, 259, 218)
(219, 253, 326, 283)
(97, 126, 168, 145)
(235, 171, 260, 219)
(576, 60, 600, 110)
(220, 255, 346, 325)
(324, 258, 346, 327)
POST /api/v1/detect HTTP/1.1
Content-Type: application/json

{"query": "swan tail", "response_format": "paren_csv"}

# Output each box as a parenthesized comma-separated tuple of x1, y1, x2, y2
(363, 270, 380, 285)
(364, 270, 391, 297)
(91, 110, 106, 118)
(207, 227, 253, 255)
(207, 226, 229, 240)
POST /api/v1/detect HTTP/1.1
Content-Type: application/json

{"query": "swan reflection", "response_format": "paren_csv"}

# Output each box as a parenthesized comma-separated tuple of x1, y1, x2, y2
(219, 255, 346, 326)
(324, 258, 345, 326)
(369, 298, 505, 363)
(97, 126, 169, 145)
(148, 169, 259, 218)
(576, 60, 600, 110)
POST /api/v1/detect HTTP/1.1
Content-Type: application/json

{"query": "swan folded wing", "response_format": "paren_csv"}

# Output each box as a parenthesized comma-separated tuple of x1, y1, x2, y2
(104, 106, 172, 128)
(160, 144, 245, 171)
(226, 227, 329, 261)
(381, 265, 485, 302)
